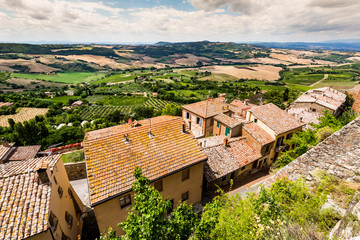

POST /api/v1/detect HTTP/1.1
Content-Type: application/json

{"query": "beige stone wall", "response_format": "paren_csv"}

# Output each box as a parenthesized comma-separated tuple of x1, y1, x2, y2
(94, 162, 205, 234)
(64, 161, 87, 180)
(48, 159, 84, 240)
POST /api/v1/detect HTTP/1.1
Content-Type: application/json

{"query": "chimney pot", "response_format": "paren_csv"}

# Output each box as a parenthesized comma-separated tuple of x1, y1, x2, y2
(35, 161, 50, 184)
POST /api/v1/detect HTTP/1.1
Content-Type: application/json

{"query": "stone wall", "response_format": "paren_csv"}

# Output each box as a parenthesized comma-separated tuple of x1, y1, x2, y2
(64, 161, 87, 180)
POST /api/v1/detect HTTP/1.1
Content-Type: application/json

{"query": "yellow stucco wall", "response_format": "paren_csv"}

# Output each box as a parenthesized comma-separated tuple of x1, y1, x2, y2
(48, 159, 83, 240)
(94, 162, 204, 234)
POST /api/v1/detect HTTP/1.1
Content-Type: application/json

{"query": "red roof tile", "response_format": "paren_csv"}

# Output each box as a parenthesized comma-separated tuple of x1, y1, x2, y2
(84, 117, 207, 205)
(182, 99, 231, 118)
(214, 113, 247, 128)
(7, 146, 41, 161)
(200, 136, 261, 182)
(84, 115, 178, 141)
(243, 122, 275, 145)
(249, 103, 304, 134)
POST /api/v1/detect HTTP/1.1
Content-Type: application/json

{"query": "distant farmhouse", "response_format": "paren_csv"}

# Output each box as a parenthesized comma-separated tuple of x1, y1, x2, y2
(83, 116, 207, 234)
(0, 139, 84, 240)
(287, 87, 347, 127)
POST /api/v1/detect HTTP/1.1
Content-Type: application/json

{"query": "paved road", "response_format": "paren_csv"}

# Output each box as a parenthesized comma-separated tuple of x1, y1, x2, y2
(310, 74, 328, 87)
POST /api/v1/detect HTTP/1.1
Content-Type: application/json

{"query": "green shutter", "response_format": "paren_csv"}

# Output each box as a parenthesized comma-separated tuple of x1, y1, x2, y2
(217, 121, 220, 128)
(225, 127, 230, 136)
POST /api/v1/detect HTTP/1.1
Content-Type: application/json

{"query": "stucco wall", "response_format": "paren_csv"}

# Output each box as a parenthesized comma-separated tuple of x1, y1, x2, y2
(48, 159, 84, 240)
(94, 162, 204, 234)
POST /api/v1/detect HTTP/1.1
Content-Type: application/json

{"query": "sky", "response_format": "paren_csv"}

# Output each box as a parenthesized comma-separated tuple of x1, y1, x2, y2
(0, 0, 360, 44)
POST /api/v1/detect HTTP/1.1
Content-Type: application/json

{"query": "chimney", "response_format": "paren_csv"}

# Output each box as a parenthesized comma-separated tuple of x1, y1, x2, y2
(35, 161, 50, 184)
(182, 123, 186, 133)
(148, 129, 154, 139)
(123, 134, 130, 143)
(224, 137, 229, 147)
(1, 137, 9, 147)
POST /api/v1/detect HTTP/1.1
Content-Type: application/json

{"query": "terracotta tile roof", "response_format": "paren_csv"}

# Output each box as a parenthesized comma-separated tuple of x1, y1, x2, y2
(84, 117, 207, 205)
(214, 113, 247, 128)
(230, 100, 252, 110)
(84, 115, 178, 141)
(249, 103, 304, 135)
(243, 122, 275, 145)
(294, 87, 346, 111)
(182, 99, 231, 118)
(0, 172, 51, 240)
(0, 155, 60, 240)
(199, 136, 262, 182)
(287, 107, 321, 128)
(0, 155, 60, 178)
(7, 146, 41, 161)
(0, 143, 15, 161)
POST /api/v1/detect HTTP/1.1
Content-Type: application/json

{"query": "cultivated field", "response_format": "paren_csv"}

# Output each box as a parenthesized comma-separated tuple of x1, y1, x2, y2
(11, 72, 106, 84)
(58, 55, 128, 69)
(0, 107, 49, 127)
(201, 65, 282, 81)
(0, 59, 60, 73)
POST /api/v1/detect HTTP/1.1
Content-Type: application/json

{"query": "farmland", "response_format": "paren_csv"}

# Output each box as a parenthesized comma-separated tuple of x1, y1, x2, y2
(11, 72, 106, 84)
(0, 107, 48, 127)
(79, 98, 177, 120)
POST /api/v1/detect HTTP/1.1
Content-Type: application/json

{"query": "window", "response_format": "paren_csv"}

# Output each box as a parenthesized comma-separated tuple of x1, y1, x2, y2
(58, 186, 63, 198)
(182, 168, 190, 181)
(68, 188, 73, 199)
(196, 117, 201, 125)
(65, 211, 73, 229)
(53, 176, 57, 184)
(241, 166, 246, 171)
(168, 199, 174, 214)
(286, 133, 293, 140)
(263, 158, 267, 165)
(265, 145, 270, 153)
(225, 127, 230, 136)
(186, 112, 190, 119)
(229, 113, 232, 117)
(230, 172, 235, 179)
(154, 180, 163, 192)
(49, 211, 58, 232)
(210, 118, 214, 126)
(120, 194, 132, 208)
(254, 118, 258, 123)
(181, 192, 189, 202)
(216, 121, 220, 128)
(222, 176, 226, 182)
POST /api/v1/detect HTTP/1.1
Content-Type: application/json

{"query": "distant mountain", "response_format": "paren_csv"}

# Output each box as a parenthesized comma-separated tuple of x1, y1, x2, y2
(254, 41, 360, 51)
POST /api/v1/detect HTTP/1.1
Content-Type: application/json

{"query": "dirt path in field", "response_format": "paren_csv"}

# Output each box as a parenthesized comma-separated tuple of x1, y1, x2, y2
(310, 74, 328, 87)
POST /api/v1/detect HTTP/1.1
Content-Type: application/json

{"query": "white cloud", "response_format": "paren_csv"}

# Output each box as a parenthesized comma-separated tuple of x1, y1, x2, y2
(0, 0, 359, 43)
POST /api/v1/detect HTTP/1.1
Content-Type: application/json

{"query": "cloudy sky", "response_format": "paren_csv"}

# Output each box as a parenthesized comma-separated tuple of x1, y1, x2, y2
(0, 0, 359, 43)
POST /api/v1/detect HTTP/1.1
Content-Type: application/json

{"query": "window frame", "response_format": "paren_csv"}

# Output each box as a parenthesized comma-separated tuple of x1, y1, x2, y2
(65, 211, 73, 229)
(120, 194, 132, 209)
(182, 168, 190, 181)
(181, 191, 189, 202)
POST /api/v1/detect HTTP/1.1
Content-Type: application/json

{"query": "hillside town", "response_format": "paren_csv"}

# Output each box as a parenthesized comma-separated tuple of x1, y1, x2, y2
(1, 85, 359, 239)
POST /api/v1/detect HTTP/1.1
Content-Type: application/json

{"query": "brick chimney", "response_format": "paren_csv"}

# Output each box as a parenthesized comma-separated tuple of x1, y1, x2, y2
(35, 160, 50, 184)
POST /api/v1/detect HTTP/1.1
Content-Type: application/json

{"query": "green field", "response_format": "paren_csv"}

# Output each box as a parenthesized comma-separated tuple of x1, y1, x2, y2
(12, 72, 106, 84)
(42, 95, 78, 104)
(91, 73, 137, 85)
(61, 150, 85, 163)
(97, 96, 147, 106)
